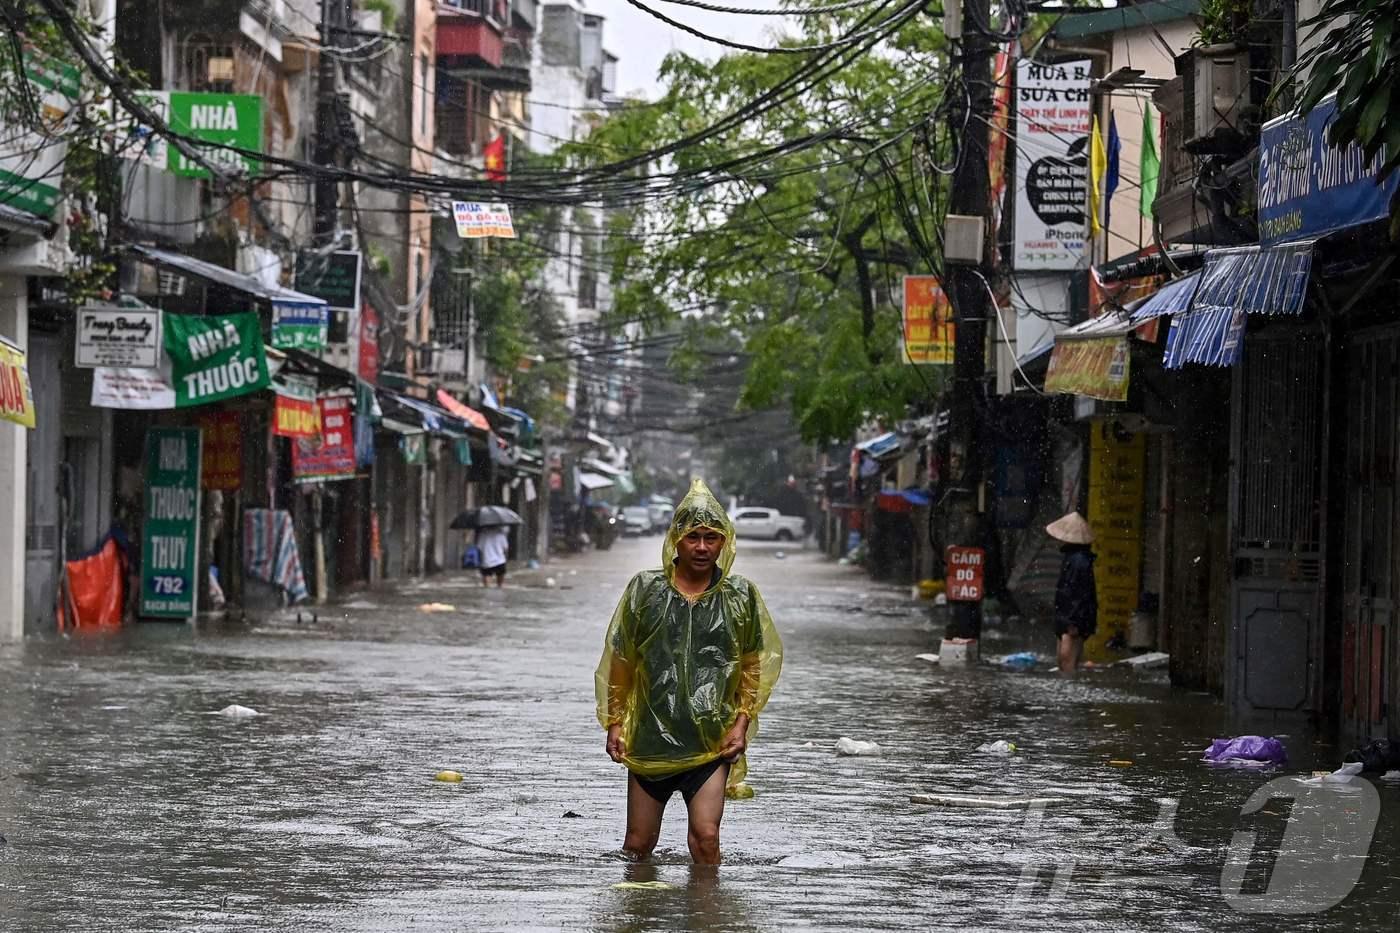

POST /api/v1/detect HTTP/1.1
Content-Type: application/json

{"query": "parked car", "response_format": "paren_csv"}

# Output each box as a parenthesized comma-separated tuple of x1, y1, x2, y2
(731, 507, 806, 542)
(647, 498, 674, 533)
(620, 506, 652, 536)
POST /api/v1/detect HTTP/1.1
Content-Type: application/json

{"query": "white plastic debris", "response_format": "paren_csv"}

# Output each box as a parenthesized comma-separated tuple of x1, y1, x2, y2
(1298, 761, 1364, 786)
(544, 577, 557, 588)
(910, 794, 1067, 809)
(1118, 651, 1170, 670)
(418, 602, 456, 613)
(915, 653, 941, 665)
(216, 704, 260, 719)
(1381, 770, 1400, 782)
(834, 737, 882, 757)
(976, 740, 1018, 755)
(774, 551, 787, 560)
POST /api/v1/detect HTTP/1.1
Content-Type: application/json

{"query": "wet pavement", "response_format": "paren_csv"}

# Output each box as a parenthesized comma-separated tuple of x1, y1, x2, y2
(2, 536, 1399, 930)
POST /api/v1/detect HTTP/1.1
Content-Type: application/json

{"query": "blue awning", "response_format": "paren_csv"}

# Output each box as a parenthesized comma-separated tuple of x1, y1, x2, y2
(1130, 271, 1200, 321)
(855, 432, 902, 459)
(1163, 305, 1245, 369)
(1195, 240, 1315, 318)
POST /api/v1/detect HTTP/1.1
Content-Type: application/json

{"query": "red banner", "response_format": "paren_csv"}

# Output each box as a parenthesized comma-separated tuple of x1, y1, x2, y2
(358, 303, 379, 383)
(292, 395, 356, 482)
(273, 386, 320, 439)
(199, 410, 242, 490)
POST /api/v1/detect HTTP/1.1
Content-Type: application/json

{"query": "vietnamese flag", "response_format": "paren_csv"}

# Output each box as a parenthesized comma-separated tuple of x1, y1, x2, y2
(484, 133, 507, 182)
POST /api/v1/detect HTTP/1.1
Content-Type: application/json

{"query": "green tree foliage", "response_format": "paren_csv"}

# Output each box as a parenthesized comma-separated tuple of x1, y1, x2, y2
(1294, 0, 1400, 180)
(571, 11, 951, 443)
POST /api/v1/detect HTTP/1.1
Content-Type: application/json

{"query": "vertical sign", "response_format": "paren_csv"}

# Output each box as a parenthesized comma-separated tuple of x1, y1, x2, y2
(292, 395, 356, 482)
(140, 427, 202, 619)
(199, 411, 242, 490)
(945, 546, 986, 601)
(1084, 422, 1145, 660)
(902, 275, 955, 365)
(358, 302, 380, 382)
(1014, 59, 1091, 270)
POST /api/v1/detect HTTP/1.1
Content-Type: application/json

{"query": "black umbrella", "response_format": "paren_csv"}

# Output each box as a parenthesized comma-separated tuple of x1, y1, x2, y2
(450, 505, 524, 530)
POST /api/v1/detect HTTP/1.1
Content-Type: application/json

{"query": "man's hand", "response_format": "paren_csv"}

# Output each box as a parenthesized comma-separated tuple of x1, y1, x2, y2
(718, 714, 751, 761)
(606, 724, 626, 763)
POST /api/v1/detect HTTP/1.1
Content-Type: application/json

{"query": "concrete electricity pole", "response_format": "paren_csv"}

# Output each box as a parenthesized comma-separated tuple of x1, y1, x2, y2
(314, 0, 345, 241)
(942, 0, 996, 645)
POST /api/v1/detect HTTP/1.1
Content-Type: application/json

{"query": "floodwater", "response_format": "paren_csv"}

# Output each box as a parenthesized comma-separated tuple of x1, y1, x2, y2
(2, 536, 1398, 930)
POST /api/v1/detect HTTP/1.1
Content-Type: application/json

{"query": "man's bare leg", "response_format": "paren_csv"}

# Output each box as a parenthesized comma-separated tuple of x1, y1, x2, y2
(685, 763, 730, 865)
(623, 774, 665, 859)
(1057, 627, 1083, 672)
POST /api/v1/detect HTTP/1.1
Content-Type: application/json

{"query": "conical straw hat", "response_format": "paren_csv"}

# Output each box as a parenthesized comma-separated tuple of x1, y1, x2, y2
(1046, 511, 1094, 544)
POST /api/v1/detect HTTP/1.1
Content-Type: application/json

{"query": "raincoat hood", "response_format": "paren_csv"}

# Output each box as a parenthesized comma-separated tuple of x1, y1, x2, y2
(662, 478, 737, 585)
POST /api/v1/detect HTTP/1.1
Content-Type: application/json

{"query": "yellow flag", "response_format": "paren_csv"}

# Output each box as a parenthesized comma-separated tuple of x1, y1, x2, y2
(1089, 114, 1106, 237)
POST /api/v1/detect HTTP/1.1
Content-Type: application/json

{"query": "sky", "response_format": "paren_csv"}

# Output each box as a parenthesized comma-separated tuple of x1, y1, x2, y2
(586, 0, 792, 99)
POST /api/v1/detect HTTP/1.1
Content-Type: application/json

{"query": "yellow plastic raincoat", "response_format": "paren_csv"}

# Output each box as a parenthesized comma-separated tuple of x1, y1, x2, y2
(596, 479, 783, 788)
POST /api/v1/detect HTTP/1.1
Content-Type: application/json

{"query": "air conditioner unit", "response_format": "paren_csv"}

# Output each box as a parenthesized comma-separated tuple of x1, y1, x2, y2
(1181, 44, 1250, 154)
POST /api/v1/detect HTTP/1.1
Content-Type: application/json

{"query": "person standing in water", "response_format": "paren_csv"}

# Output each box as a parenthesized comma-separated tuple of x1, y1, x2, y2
(474, 524, 510, 587)
(1048, 511, 1097, 672)
(596, 479, 783, 865)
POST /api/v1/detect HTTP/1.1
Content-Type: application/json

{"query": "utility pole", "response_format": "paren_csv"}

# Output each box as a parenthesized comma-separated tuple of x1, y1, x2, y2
(942, 0, 996, 645)
(313, 0, 344, 242)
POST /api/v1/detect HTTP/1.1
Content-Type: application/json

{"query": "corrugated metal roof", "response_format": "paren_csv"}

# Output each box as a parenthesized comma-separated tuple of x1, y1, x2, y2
(130, 245, 326, 305)
(1052, 0, 1200, 39)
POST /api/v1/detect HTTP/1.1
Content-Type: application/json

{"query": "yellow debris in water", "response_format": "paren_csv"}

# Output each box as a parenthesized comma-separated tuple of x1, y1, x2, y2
(1108, 759, 1134, 767)
(725, 782, 755, 800)
(612, 881, 676, 891)
(435, 770, 464, 783)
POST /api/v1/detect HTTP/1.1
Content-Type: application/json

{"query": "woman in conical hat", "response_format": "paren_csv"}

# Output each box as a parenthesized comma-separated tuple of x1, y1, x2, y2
(1047, 512, 1096, 671)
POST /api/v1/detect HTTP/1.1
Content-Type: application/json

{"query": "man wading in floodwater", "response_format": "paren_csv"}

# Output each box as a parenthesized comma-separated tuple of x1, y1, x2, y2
(597, 479, 783, 865)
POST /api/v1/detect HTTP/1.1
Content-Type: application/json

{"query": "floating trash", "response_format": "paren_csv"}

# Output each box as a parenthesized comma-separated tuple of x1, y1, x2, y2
(612, 881, 676, 891)
(435, 770, 464, 783)
(418, 603, 456, 613)
(976, 740, 1017, 755)
(910, 794, 1068, 809)
(214, 705, 259, 719)
(834, 737, 881, 757)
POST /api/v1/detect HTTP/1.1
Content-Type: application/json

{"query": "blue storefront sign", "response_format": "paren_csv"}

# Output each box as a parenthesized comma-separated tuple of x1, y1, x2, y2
(1257, 94, 1400, 247)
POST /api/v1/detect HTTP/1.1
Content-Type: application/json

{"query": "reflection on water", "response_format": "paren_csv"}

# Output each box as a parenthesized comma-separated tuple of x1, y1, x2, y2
(0, 538, 1398, 930)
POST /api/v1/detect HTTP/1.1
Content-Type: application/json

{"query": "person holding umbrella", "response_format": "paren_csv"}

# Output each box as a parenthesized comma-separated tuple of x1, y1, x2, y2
(451, 506, 523, 587)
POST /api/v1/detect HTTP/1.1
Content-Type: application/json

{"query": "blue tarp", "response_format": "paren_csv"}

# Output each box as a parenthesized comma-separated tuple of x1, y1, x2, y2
(855, 432, 902, 459)
(899, 488, 932, 507)
(1130, 271, 1200, 321)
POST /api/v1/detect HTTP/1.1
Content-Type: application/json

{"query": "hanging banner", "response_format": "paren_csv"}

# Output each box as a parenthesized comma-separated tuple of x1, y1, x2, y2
(273, 375, 321, 439)
(901, 275, 955, 365)
(199, 411, 242, 490)
(452, 201, 517, 239)
(0, 336, 36, 428)
(271, 302, 329, 351)
(75, 306, 163, 369)
(1014, 59, 1092, 271)
(358, 302, 380, 382)
(292, 395, 356, 482)
(140, 427, 202, 619)
(91, 364, 177, 410)
(164, 312, 270, 407)
(1045, 336, 1130, 401)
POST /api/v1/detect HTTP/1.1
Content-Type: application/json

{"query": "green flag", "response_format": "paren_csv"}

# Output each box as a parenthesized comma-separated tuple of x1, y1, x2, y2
(1140, 102, 1160, 217)
(164, 312, 270, 407)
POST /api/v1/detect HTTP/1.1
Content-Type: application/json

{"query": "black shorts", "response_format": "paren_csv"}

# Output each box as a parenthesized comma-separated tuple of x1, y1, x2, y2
(633, 758, 729, 805)
(480, 563, 505, 580)
(1055, 618, 1095, 639)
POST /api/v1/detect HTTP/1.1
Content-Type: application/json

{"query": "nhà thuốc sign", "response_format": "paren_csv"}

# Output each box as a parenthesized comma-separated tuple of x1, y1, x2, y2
(140, 427, 202, 619)
(75, 306, 162, 368)
(164, 312, 270, 407)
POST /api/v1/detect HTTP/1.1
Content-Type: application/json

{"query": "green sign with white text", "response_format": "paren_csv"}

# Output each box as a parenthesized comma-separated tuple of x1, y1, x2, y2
(164, 312, 270, 407)
(140, 428, 202, 618)
(165, 92, 263, 178)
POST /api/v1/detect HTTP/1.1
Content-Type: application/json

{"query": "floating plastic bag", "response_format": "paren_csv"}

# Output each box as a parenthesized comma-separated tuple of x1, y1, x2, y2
(996, 652, 1039, 671)
(1202, 736, 1287, 768)
(834, 737, 881, 757)
(977, 740, 1018, 755)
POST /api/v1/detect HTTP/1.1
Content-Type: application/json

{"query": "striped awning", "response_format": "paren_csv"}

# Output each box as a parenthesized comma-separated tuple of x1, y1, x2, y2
(1130, 271, 1200, 321)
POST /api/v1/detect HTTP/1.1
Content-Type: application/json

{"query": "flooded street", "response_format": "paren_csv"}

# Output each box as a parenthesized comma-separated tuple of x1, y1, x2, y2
(2, 537, 1398, 930)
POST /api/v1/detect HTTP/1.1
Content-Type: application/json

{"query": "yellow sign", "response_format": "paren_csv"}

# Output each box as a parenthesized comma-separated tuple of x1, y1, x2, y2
(0, 337, 36, 428)
(1045, 336, 1130, 401)
(902, 275, 955, 365)
(1084, 422, 1145, 660)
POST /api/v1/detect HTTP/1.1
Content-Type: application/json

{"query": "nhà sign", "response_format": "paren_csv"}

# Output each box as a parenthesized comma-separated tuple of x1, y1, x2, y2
(1014, 59, 1091, 271)
(945, 546, 986, 602)
(0, 46, 79, 217)
(164, 312, 270, 407)
(292, 394, 356, 482)
(1257, 93, 1400, 246)
(902, 275, 955, 365)
(0, 336, 36, 429)
(75, 307, 162, 368)
(294, 251, 363, 313)
(140, 427, 202, 619)
(453, 201, 517, 239)
(166, 92, 263, 178)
